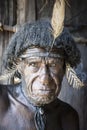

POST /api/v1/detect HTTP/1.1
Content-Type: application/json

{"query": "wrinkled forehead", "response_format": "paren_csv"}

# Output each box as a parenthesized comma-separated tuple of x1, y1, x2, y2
(20, 47, 64, 59)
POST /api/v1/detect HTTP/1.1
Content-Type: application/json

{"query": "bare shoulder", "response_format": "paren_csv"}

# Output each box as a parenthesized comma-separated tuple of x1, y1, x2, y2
(45, 98, 79, 119)
(57, 98, 78, 114)
(56, 98, 79, 130)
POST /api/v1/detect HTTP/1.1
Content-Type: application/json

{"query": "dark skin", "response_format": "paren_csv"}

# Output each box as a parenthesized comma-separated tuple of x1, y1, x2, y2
(0, 48, 79, 130)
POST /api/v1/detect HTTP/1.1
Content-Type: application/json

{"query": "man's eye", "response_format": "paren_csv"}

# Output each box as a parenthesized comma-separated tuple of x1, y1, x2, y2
(49, 63, 56, 67)
(29, 62, 38, 67)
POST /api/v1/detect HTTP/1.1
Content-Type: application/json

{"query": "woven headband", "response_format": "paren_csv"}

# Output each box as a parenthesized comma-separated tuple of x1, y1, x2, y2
(20, 52, 63, 59)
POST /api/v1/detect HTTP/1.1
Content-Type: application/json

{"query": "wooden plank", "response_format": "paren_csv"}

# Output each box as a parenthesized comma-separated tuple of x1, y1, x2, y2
(25, 0, 36, 22)
(17, 0, 36, 24)
(0, 32, 3, 74)
(9, 0, 17, 25)
(17, 0, 26, 24)
(4, 0, 9, 25)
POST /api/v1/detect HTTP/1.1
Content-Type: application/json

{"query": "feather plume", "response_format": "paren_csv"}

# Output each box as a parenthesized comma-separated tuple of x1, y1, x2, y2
(51, 0, 65, 39)
(0, 61, 21, 82)
(0, 68, 16, 81)
(66, 63, 84, 89)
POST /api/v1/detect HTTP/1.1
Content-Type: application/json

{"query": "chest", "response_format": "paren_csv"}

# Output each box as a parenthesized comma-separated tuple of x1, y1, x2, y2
(0, 107, 62, 130)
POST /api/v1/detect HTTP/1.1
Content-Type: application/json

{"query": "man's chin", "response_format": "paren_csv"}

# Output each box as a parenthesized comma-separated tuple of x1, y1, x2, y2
(28, 93, 57, 106)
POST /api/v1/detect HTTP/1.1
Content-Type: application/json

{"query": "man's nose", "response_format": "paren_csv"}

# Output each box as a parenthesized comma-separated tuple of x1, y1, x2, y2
(39, 65, 51, 85)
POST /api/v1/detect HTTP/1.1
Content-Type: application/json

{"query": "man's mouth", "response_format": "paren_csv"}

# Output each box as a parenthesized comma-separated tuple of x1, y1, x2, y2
(32, 88, 55, 96)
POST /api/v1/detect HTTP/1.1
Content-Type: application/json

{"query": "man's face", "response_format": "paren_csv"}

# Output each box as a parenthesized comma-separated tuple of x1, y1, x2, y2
(21, 48, 64, 106)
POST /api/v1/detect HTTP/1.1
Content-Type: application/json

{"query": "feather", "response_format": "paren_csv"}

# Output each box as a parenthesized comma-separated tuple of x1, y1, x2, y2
(66, 63, 84, 89)
(0, 60, 21, 81)
(51, 0, 65, 39)
(0, 67, 17, 81)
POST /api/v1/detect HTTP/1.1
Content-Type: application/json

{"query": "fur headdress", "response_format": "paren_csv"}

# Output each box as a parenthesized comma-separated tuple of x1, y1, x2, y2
(0, 0, 84, 88)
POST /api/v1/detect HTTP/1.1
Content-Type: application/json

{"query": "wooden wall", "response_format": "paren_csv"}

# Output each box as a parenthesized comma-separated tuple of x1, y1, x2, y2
(0, 0, 16, 72)
(0, 0, 36, 72)
(0, 0, 87, 130)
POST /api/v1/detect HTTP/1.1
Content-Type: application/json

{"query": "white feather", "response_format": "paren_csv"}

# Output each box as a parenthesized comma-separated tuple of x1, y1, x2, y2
(66, 64, 84, 89)
(51, 0, 65, 39)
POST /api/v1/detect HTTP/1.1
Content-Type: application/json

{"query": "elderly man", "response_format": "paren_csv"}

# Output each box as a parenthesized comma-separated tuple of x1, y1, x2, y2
(0, 20, 80, 130)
